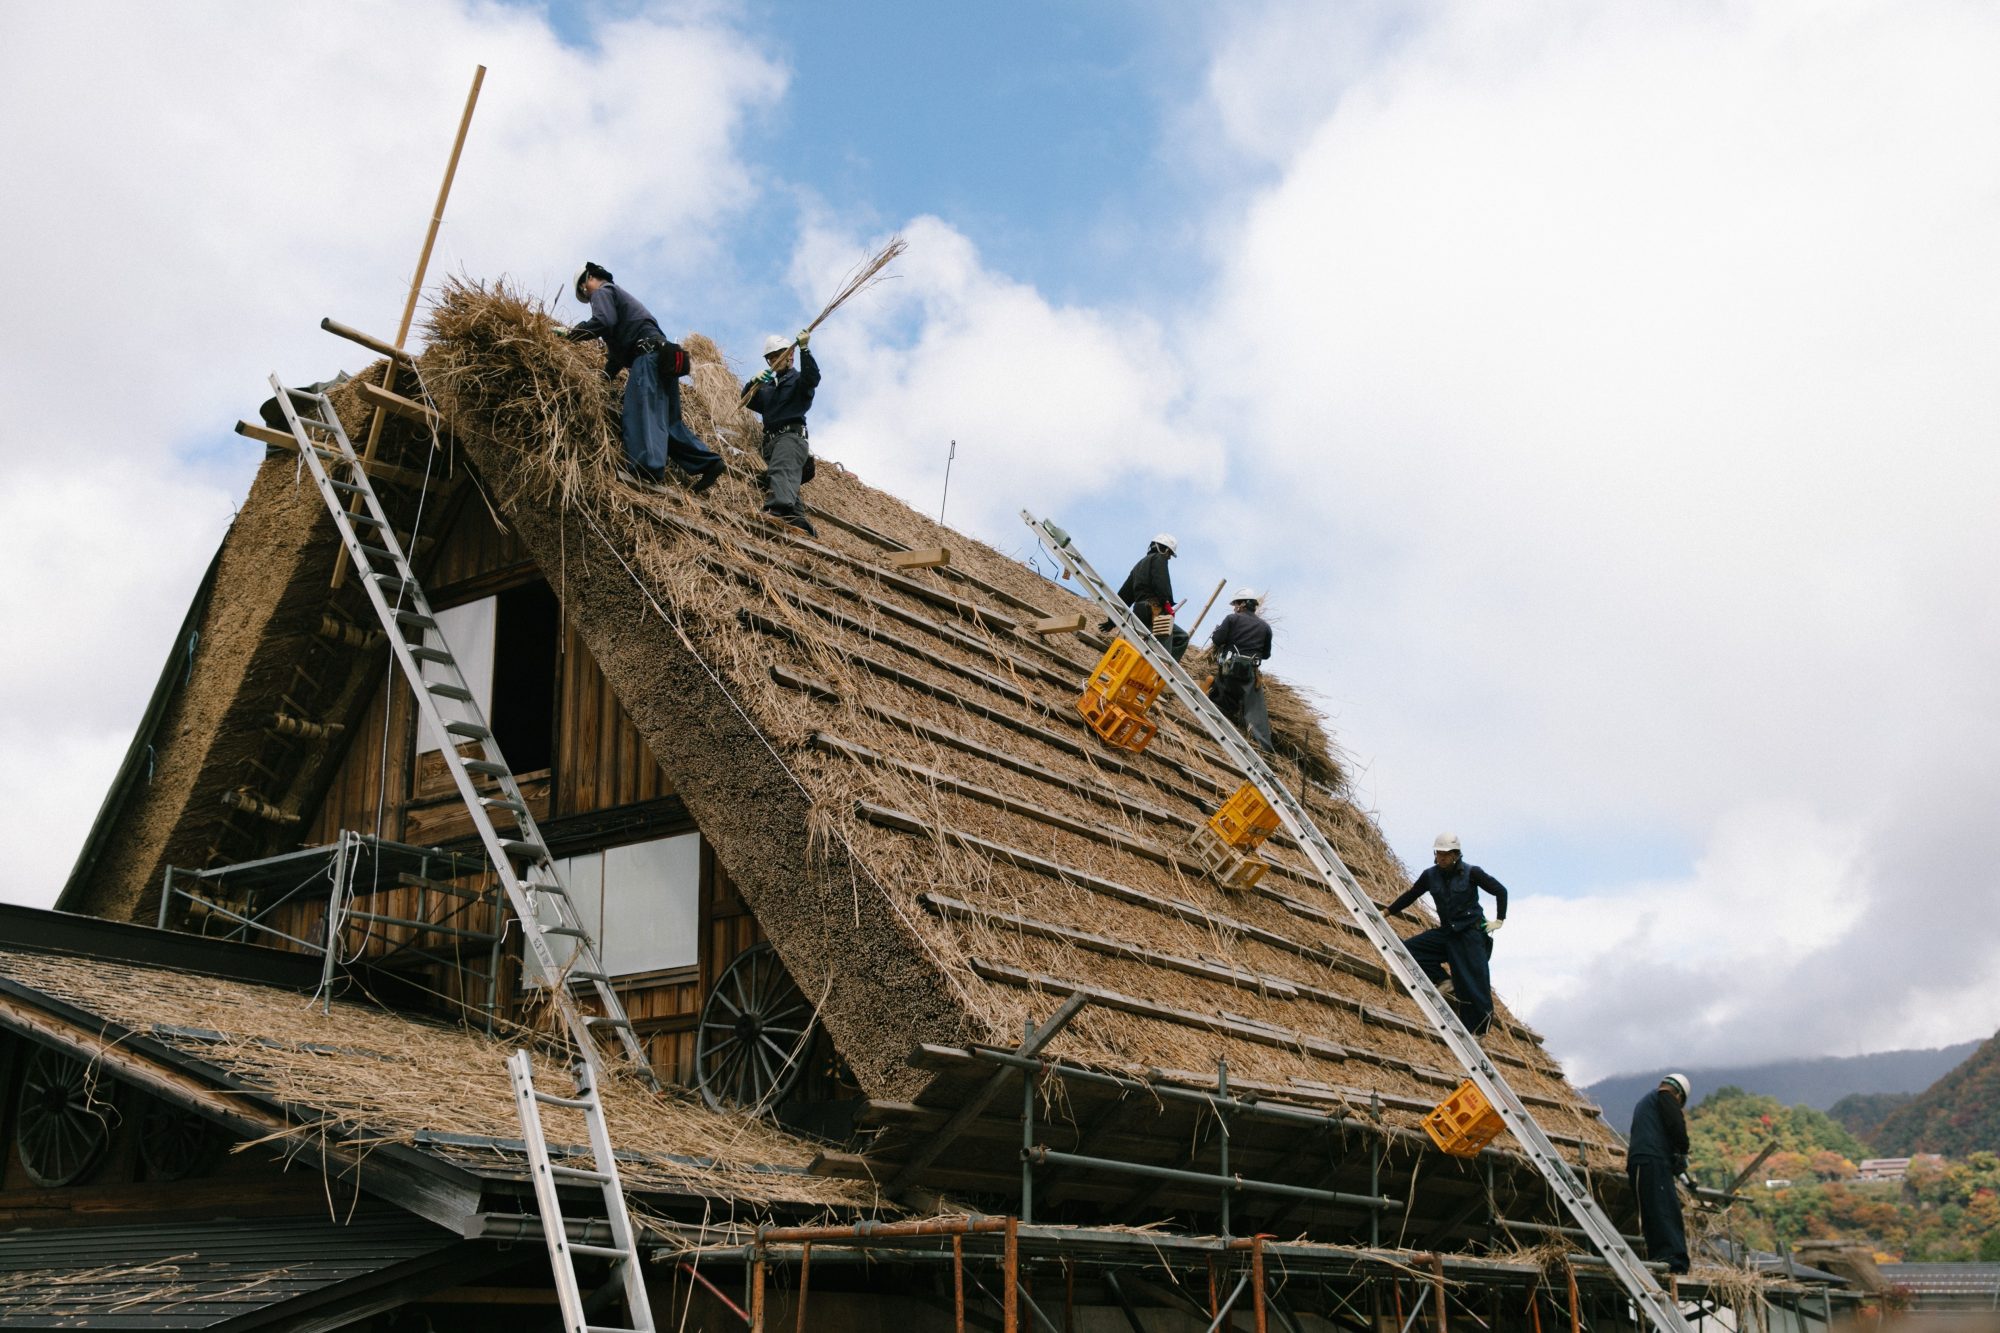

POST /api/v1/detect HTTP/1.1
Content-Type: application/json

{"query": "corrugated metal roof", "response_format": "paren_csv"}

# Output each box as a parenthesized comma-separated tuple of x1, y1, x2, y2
(0, 1213, 461, 1328)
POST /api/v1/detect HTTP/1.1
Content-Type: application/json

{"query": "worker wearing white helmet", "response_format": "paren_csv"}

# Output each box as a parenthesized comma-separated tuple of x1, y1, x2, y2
(1206, 588, 1274, 746)
(745, 329, 821, 535)
(1113, 534, 1189, 660)
(1626, 1073, 1694, 1274)
(566, 261, 725, 492)
(1385, 833, 1511, 1037)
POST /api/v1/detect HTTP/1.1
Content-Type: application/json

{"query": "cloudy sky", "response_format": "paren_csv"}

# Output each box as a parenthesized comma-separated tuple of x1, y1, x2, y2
(3, 0, 1996, 1084)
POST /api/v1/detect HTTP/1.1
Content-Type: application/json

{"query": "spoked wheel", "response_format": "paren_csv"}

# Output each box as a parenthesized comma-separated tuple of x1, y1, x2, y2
(139, 1094, 220, 1182)
(16, 1047, 114, 1187)
(696, 942, 817, 1112)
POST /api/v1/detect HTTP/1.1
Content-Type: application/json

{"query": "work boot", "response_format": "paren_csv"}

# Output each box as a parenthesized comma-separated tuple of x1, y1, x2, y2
(690, 458, 726, 494)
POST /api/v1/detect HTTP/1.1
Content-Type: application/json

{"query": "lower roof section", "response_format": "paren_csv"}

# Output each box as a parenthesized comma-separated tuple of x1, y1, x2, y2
(0, 1212, 474, 1329)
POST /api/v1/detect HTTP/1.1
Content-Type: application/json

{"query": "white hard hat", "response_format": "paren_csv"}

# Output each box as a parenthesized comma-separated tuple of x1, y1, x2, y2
(1663, 1073, 1691, 1101)
(1231, 587, 1260, 605)
(1152, 533, 1178, 555)
(1433, 832, 1461, 853)
(763, 333, 792, 358)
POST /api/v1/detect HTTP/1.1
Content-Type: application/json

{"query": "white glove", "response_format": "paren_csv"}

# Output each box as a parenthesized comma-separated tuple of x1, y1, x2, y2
(1485, 919, 1505, 935)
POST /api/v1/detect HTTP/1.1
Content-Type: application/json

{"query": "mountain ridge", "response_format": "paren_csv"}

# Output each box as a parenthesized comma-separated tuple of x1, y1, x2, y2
(1584, 1040, 1982, 1121)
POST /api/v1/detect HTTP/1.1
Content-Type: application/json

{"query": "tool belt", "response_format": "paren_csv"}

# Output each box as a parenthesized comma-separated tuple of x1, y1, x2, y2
(636, 335, 690, 380)
(763, 420, 808, 440)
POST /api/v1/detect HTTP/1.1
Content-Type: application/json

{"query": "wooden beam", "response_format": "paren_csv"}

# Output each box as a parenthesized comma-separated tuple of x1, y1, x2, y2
(888, 546, 951, 570)
(237, 420, 435, 489)
(321, 316, 417, 365)
(887, 992, 1087, 1194)
(356, 379, 442, 428)
(1031, 614, 1088, 637)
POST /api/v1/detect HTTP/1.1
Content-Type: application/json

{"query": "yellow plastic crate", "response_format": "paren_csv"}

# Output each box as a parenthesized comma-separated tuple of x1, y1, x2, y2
(1077, 690, 1158, 753)
(1084, 638, 1165, 713)
(1422, 1080, 1506, 1158)
(1207, 782, 1279, 852)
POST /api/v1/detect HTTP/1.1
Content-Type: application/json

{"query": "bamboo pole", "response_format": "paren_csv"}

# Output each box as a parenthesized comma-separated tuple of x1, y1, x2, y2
(332, 63, 484, 588)
(1185, 578, 1228, 639)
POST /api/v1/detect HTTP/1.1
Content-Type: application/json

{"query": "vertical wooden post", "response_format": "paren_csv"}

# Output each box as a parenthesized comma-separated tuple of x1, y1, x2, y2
(953, 1233, 966, 1333)
(1564, 1261, 1582, 1333)
(1428, 1252, 1447, 1333)
(1003, 1216, 1019, 1333)
(792, 1242, 811, 1333)
(331, 63, 484, 589)
(1251, 1235, 1268, 1333)
(750, 1241, 766, 1332)
(1207, 1253, 1219, 1318)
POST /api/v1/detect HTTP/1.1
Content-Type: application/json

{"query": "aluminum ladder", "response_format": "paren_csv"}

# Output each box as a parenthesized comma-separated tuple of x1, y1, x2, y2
(508, 1050, 655, 1332)
(1023, 511, 1693, 1333)
(269, 376, 658, 1090)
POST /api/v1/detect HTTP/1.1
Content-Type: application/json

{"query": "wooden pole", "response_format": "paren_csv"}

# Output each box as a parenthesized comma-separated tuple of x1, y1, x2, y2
(1251, 1235, 1268, 1333)
(1003, 1217, 1019, 1333)
(793, 1243, 811, 1333)
(1185, 578, 1228, 639)
(953, 1233, 966, 1332)
(332, 63, 484, 589)
(1429, 1252, 1448, 1333)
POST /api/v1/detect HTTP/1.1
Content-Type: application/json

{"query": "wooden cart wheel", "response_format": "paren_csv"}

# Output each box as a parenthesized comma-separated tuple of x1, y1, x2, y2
(139, 1095, 220, 1182)
(695, 943, 816, 1112)
(16, 1047, 113, 1187)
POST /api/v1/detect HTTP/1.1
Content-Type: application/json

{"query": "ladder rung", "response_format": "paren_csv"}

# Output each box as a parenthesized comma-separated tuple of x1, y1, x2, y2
(564, 970, 611, 986)
(549, 1163, 613, 1184)
(541, 925, 589, 938)
(409, 645, 453, 665)
(480, 795, 528, 814)
(462, 758, 509, 776)
(526, 881, 568, 898)
(445, 721, 491, 740)
(358, 544, 401, 565)
(371, 573, 411, 595)
(500, 838, 548, 860)
(395, 610, 437, 630)
(566, 1242, 632, 1262)
(347, 510, 386, 528)
(285, 387, 330, 404)
(534, 1090, 594, 1111)
(328, 478, 368, 496)
(584, 1015, 634, 1030)
(584, 1325, 642, 1332)
(427, 681, 474, 702)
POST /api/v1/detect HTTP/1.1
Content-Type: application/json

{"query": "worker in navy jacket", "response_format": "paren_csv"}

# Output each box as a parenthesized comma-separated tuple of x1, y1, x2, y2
(1206, 589, 1273, 744)
(745, 332, 820, 535)
(1114, 534, 1189, 659)
(1384, 833, 1508, 1035)
(567, 262, 723, 490)
(1627, 1074, 1693, 1273)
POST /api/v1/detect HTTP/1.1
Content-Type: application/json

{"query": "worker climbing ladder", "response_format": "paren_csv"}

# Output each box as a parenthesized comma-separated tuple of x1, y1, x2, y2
(270, 376, 658, 1091)
(1022, 511, 1694, 1333)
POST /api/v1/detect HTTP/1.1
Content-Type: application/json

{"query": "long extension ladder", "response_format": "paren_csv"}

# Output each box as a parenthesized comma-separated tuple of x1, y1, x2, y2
(270, 376, 658, 1090)
(1023, 511, 1693, 1333)
(509, 1050, 655, 1333)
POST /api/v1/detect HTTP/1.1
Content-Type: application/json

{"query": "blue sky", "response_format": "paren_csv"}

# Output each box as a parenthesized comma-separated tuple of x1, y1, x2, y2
(6, 0, 2000, 1083)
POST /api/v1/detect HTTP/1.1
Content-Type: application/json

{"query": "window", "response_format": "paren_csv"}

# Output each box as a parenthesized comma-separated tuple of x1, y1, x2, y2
(524, 832, 701, 985)
(415, 583, 558, 773)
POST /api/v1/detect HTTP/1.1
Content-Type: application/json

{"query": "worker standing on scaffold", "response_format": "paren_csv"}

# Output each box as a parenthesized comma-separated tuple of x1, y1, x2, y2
(567, 261, 725, 492)
(1627, 1074, 1694, 1274)
(1384, 833, 1508, 1035)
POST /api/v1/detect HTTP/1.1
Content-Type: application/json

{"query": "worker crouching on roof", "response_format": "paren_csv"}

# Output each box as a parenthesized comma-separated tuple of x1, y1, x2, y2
(1206, 589, 1272, 746)
(1385, 834, 1508, 1036)
(1627, 1074, 1694, 1274)
(1113, 534, 1190, 660)
(566, 262, 725, 491)
(746, 330, 820, 536)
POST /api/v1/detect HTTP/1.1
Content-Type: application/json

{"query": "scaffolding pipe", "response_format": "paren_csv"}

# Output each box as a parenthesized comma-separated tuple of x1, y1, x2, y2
(1024, 1146, 1401, 1211)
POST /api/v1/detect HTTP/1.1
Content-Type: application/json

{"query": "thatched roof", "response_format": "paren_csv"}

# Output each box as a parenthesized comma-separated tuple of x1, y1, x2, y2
(55, 277, 1617, 1203)
(410, 282, 1616, 1161)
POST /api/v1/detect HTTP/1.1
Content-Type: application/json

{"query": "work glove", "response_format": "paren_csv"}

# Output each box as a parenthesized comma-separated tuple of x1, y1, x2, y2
(795, 329, 811, 349)
(1485, 919, 1505, 935)
(756, 369, 777, 385)
(562, 325, 591, 342)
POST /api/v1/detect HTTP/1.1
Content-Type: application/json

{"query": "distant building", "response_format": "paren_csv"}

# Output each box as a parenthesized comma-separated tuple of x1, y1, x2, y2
(1857, 1156, 1945, 1182)
(1878, 1262, 2000, 1314)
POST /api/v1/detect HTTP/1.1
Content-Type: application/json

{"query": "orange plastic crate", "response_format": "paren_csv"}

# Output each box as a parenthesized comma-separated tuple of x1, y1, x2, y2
(1207, 782, 1279, 851)
(1188, 823, 1269, 890)
(1084, 638, 1165, 713)
(1077, 690, 1158, 753)
(1422, 1080, 1506, 1158)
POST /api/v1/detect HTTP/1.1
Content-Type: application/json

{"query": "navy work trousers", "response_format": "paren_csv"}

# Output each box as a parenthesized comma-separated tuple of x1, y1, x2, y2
(622, 350, 721, 481)
(1405, 924, 1494, 1034)
(1627, 1154, 1690, 1273)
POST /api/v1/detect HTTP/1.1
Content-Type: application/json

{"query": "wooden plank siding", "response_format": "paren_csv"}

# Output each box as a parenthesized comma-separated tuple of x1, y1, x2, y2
(283, 490, 757, 1092)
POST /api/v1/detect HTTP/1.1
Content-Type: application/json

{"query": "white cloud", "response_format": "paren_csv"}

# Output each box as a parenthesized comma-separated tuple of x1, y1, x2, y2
(1188, 0, 2000, 1076)
(800, 214, 1224, 545)
(0, 1, 782, 903)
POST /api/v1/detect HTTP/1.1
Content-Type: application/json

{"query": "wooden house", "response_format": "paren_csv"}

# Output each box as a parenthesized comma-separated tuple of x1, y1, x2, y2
(1, 284, 1838, 1328)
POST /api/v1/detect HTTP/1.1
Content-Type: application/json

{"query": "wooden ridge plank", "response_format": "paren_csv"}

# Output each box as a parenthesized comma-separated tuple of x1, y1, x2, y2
(356, 379, 441, 427)
(855, 801, 1386, 984)
(920, 891, 1301, 1000)
(887, 546, 951, 570)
